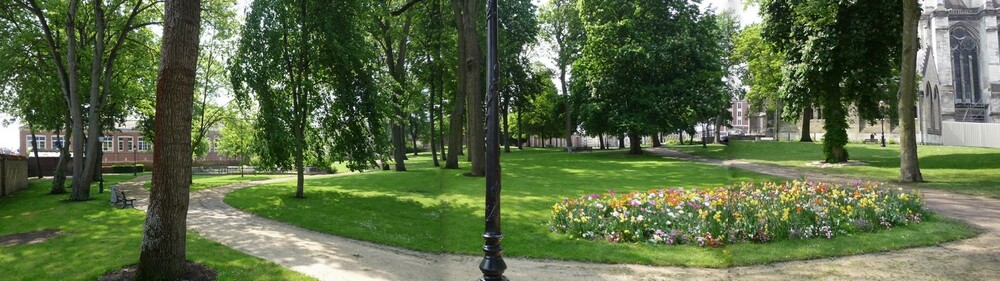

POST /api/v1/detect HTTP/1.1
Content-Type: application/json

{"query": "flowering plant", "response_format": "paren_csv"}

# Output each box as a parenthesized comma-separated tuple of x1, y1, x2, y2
(550, 181, 926, 247)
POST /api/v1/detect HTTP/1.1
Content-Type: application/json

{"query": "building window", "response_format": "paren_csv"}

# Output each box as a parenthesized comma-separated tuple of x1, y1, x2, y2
(102, 136, 114, 152)
(118, 136, 134, 152)
(51, 135, 65, 149)
(138, 137, 150, 151)
(210, 138, 218, 152)
(26, 135, 46, 150)
(951, 26, 982, 104)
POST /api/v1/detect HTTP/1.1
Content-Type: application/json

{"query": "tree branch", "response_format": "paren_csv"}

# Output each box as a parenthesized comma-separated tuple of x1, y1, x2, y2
(390, 0, 427, 16)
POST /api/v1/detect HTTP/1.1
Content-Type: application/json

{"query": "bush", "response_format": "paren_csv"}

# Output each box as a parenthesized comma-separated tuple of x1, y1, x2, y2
(550, 181, 926, 247)
(110, 164, 144, 173)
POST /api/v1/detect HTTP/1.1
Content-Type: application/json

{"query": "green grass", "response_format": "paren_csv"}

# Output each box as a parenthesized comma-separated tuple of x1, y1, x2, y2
(142, 174, 294, 192)
(0, 178, 313, 280)
(668, 141, 1000, 199)
(224, 149, 977, 267)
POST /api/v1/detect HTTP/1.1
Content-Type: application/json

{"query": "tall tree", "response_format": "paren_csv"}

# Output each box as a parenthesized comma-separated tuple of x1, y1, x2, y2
(540, 0, 584, 152)
(761, 0, 901, 163)
(232, 0, 388, 197)
(733, 24, 791, 139)
(445, 0, 481, 171)
(135, 0, 201, 278)
(375, 1, 418, 172)
(576, 0, 723, 155)
(898, 0, 922, 182)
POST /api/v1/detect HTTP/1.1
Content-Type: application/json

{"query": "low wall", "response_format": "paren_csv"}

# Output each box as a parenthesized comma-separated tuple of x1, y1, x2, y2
(1, 155, 29, 197)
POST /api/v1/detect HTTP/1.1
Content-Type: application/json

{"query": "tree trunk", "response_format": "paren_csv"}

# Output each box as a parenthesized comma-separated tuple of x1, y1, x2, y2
(446, 0, 468, 169)
(27, 119, 42, 179)
(410, 119, 418, 156)
(136, 0, 201, 278)
(678, 131, 684, 146)
(438, 70, 446, 159)
(51, 121, 70, 194)
(392, 121, 407, 171)
(66, 0, 88, 202)
(773, 102, 782, 141)
(899, 0, 923, 182)
(822, 95, 849, 163)
(702, 124, 708, 148)
(295, 143, 304, 198)
(713, 119, 721, 143)
(561, 69, 573, 153)
(651, 133, 662, 147)
(618, 134, 625, 149)
(599, 134, 605, 150)
(503, 91, 511, 153)
(800, 107, 813, 142)
(452, 0, 484, 177)
(516, 105, 523, 149)
(430, 75, 440, 167)
(628, 132, 642, 155)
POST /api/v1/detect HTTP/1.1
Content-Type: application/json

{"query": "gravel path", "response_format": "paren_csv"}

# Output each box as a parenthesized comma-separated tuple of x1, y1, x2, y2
(125, 152, 1000, 280)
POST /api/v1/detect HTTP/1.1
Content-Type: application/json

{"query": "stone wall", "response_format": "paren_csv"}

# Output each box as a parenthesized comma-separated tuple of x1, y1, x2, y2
(1, 155, 29, 197)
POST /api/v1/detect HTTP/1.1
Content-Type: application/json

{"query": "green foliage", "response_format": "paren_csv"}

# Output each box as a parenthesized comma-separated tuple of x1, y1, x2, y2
(226, 150, 975, 267)
(760, 0, 902, 162)
(733, 24, 785, 113)
(231, 0, 389, 174)
(573, 0, 728, 139)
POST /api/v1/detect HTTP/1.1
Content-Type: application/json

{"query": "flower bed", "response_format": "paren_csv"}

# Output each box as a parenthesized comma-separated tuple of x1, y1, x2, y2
(550, 181, 926, 247)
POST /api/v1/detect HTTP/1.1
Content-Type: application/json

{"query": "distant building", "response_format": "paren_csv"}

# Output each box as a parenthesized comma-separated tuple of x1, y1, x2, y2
(19, 125, 235, 165)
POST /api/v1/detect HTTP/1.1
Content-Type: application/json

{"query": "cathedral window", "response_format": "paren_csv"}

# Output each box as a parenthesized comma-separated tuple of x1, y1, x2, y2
(950, 26, 982, 104)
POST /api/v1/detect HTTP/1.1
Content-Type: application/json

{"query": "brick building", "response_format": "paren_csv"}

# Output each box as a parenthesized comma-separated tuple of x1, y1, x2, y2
(20, 127, 235, 166)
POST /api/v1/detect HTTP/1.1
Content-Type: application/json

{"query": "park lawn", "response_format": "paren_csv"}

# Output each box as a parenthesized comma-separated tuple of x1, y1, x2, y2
(0, 178, 313, 281)
(224, 149, 976, 267)
(668, 141, 1000, 199)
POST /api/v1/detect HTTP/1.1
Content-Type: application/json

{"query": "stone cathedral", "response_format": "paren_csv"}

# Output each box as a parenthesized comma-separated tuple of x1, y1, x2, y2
(919, 0, 1000, 143)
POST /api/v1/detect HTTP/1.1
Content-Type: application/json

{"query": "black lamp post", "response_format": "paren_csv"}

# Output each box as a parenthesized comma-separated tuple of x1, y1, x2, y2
(133, 144, 138, 176)
(480, 0, 506, 280)
(879, 101, 887, 147)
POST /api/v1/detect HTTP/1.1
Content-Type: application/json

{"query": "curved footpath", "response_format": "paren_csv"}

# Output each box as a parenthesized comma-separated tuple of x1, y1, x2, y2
(118, 150, 1000, 280)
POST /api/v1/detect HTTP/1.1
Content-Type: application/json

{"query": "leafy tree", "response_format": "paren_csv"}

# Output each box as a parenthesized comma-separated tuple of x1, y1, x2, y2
(539, 0, 584, 152)
(576, 0, 724, 155)
(733, 23, 788, 135)
(231, 0, 388, 198)
(449, 0, 484, 175)
(135, 0, 201, 278)
(761, 0, 902, 163)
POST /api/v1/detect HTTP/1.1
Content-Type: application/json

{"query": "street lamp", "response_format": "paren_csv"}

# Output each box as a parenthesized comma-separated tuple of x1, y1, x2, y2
(132, 144, 138, 176)
(879, 101, 887, 147)
(480, 0, 506, 280)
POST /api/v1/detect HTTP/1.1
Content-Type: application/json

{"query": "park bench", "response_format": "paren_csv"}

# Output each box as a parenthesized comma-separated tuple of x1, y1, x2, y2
(862, 138, 879, 145)
(113, 189, 136, 209)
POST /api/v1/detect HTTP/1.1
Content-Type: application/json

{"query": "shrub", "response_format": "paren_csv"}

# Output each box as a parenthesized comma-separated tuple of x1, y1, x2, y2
(550, 181, 926, 247)
(110, 164, 144, 173)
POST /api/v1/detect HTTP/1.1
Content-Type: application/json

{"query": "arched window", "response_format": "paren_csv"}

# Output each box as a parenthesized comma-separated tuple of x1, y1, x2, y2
(951, 26, 982, 104)
(934, 86, 941, 131)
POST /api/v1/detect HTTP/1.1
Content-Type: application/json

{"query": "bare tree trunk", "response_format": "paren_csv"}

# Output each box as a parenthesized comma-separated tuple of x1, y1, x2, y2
(516, 104, 523, 150)
(899, 0, 923, 182)
(618, 134, 625, 149)
(628, 132, 642, 155)
(713, 119, 721, 143)
(800, 107, 813, 142)
(411, 118, 419, 156)
(136, 0, 201, 278)
(446, 2, 468, 169)
(503, 91, 511, 153)
(599, 134, 605, 150)
(561, 70, 572, 153)
(27, 118, 42, 179)
(430, 73, 440, 167)
(651, 133, 662, 147)
(456, 0, 484, 177)
(51, 120, 70, 194)
(65, 0, 88, 202)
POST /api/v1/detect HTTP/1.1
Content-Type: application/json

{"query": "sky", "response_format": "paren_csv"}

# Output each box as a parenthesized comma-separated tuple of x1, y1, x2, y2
(0, 0, 761, 153)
